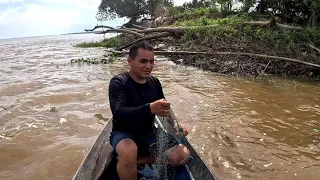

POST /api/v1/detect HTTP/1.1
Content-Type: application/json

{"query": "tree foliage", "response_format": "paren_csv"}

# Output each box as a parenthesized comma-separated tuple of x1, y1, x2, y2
(239, 0, 319, 26)
(96, 0, 173, 21)
(181, 0, 320, 26)
(96, 0, 320, 26)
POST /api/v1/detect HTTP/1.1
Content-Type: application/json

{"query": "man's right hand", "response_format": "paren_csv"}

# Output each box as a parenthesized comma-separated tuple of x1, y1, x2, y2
(150, 99, 171, 116)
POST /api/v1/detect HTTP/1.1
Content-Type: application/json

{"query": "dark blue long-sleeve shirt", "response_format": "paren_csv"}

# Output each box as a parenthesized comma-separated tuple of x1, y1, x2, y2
(108, 72, 165, 137)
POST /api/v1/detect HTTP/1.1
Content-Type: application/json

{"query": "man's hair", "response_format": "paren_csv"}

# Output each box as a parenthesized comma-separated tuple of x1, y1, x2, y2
(129, 42, 154, 59)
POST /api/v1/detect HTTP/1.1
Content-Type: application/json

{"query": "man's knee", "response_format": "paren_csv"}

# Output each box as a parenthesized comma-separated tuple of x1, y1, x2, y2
(116, 138, 138, 165)
(167, 144, 190, 166)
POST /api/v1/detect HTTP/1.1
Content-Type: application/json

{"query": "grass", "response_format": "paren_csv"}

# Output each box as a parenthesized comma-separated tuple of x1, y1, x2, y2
(70, 54, 117, 64)
(75, 9, 320, 58)
(173, 15, 249, 26)
(175, 15, 320, 55)
(168, 7, 220, 18)
(76, 36, 121, 48)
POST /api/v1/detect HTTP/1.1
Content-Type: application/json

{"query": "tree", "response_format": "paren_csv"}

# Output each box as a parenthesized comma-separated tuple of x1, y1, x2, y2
(183, 0, 214, 9)
(309, 0, 320, 26)
(218, 0, 233, 13)
(252, 0, 320, 26)
(148, 0, 174, 18)
(255, 0, 268, 14)
(238, 0, 256, 13)
(96, 0, 173, 21)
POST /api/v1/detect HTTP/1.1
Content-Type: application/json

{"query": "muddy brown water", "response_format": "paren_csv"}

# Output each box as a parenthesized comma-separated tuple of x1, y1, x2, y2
(0, 34, 319, 180)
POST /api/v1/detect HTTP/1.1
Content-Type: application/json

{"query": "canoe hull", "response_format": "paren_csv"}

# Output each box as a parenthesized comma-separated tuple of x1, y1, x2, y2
(73, 118, 216, 180)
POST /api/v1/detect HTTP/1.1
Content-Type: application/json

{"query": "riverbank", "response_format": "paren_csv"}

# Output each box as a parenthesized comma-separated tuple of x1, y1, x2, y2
(77, 12, 320, 81)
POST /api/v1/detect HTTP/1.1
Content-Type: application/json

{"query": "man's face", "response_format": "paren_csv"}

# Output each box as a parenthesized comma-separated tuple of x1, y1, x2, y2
(128, 48, 154, 79)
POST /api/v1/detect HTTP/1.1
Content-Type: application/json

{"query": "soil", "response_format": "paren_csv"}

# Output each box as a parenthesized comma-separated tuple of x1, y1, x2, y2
(113, 26, 320, 81)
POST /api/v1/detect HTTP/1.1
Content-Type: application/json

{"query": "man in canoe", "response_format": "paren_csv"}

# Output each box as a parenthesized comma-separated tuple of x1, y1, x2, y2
(108, 42, 190, 180)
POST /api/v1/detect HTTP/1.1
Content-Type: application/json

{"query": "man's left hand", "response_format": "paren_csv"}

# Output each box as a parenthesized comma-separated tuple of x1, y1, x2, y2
(178, 123, 189, 137)
(181, 127, 189, 137)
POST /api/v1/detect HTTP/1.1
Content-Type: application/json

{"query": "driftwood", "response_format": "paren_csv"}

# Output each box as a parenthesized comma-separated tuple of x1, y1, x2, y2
(138, 27, 186, 34)
(85, 25, 115, 32)
(309, 44, 320, 54)
(109, 50, 320, 69)
(84, 17, 303, 42)
(83, 18, 305, 50)
(98, 29, 144, 37)
(117, 32, 174, 50)
(131, 24, 146, 30)
(243, 16, 303, 30)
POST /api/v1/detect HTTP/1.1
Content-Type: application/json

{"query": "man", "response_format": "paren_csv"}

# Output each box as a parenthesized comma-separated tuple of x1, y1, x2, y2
(108, 42, 190, 180)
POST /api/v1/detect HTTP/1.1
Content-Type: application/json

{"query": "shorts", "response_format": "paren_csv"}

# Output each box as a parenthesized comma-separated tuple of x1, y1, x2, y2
(110, 131, 179, 157)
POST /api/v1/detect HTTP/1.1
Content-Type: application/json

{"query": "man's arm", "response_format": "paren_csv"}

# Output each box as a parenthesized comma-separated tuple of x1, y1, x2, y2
(109, 77, 153, 126)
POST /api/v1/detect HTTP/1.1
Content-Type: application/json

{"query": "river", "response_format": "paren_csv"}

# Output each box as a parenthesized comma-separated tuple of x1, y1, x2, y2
(0, 34, 319, 180)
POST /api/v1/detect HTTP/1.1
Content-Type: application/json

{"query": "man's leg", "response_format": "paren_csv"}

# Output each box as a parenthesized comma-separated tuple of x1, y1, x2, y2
(166, 144, 191, 166)
(116, 139, 138, 180)
(142, 133, 190, 166)
(111, 132, 138, 180)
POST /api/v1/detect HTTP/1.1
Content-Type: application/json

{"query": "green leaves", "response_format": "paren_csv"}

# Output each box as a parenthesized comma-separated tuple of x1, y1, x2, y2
(50, 107, 57, 112)
(97, 0, 173, 20)
(71, 54, 117, 65)
(313, 128, 320, 133)
(76, 36, 121, 49)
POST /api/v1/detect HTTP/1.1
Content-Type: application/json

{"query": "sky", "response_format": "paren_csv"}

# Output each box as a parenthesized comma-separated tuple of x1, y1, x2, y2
(0, 0, 192, 39)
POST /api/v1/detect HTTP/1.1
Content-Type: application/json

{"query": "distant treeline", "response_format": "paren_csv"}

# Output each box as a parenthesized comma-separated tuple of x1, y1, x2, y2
(96, 0, 319, 27)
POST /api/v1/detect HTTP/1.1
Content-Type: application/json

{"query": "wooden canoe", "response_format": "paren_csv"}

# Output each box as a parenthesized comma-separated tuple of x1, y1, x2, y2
(73, 117, 216, 180)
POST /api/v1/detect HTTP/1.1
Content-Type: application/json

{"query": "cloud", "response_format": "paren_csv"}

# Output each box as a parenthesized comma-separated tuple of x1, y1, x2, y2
(0, 6, 22, 23)
(174, 0, 192, 6)
(0, 4, 86, 36)
(0, 0, 120, 39)
(0, 0, 24, 4)
(0, 0, 193, 39)
(37, 0, 101, 9)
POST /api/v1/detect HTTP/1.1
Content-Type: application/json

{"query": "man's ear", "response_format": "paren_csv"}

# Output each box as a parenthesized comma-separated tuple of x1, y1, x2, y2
(127, 56, 132, 64)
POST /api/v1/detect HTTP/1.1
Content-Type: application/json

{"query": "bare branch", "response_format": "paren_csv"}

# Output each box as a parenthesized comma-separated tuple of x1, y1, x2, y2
(85, 25, 115, 32)
(138, 27, 186, 34)
(117, 32, 173, 50)
(276, 23, 303, 30)
(100, 29, 144, 37)
(131, 24, 147, 30)
(110, 50, 320, 69)
(309, 44, 320, 54)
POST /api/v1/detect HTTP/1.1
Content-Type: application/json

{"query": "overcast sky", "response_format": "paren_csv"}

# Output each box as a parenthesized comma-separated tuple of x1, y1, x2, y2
(0, 0, 192, 39)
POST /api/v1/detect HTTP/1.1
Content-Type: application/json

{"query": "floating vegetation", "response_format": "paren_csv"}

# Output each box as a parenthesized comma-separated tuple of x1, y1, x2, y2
(71, 54, 117, 64)
(50, 107, 57, 112)
(94, 114, 109, 125)
(0, 134, 11, 140)
(313, 128, 320, 133)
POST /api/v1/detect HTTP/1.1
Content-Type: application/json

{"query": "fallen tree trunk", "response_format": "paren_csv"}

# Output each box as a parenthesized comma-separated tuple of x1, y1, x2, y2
(243, 17, 303, 30)
(109, 50, 320, 69)
(131, 24, 147, 30)
(117, 32, 174, 51)
(86, 18, 302, 38)
(309, 44, 320, 54)
(85, 25, 115, 32)
(99, 29, 144, 37)
(138, 27, 185, 34)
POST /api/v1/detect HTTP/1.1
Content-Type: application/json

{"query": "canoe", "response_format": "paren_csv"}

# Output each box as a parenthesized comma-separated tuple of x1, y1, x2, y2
(73, 117, 216, 180)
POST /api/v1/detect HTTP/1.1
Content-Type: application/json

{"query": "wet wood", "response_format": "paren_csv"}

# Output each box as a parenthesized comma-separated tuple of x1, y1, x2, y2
(110, 50, 320, 69)
(117, 32, 173, 51)
(73, 117, 217, 180)
(309, 44, 320, 54)
(72, 120, 113, 180)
